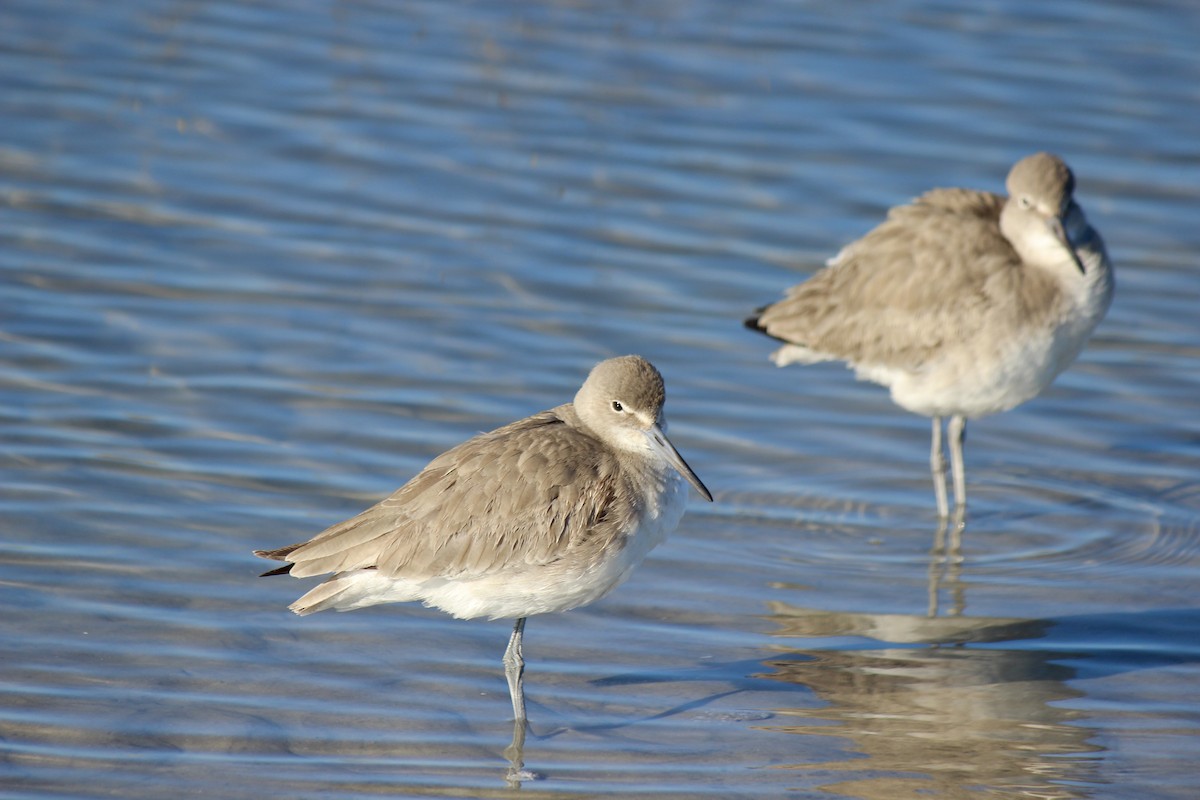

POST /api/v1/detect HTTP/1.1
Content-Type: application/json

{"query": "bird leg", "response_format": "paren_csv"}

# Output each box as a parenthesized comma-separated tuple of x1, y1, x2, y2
(503, 617, 527, 723)
(930, 416, 949, 519)
(948, 414, 967, 517)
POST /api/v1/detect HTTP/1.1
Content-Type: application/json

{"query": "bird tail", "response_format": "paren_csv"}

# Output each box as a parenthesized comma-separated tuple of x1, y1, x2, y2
(743, 307, 769, 332)
(252, 543, 303, 577)
(288, 577, 353, 616)
(286, 569, 424, 616)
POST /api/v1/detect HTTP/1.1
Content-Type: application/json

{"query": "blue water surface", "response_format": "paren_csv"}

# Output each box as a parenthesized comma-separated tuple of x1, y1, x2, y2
(2, 1, 1198, 797)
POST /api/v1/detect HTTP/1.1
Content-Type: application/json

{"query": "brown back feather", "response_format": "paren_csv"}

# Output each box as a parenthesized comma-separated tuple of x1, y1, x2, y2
(273, 404, 637, 582)
(753, 188, 1061, 369)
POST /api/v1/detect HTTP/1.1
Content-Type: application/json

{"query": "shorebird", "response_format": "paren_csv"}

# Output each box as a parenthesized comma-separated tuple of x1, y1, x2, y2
(254, 355, 712, 722)
(746, 152, 1113, 518)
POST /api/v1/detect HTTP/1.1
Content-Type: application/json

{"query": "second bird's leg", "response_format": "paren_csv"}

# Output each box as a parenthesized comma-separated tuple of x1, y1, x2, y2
(948, 414, 967, 517)
(930, 416, 949, 519)
(503, 617, 527, 723)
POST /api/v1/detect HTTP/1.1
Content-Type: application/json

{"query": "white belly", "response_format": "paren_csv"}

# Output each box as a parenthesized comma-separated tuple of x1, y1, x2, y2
(874, 252, 1112, 419)
(301, 469, 688, 621)
(423, 467, 687, 620)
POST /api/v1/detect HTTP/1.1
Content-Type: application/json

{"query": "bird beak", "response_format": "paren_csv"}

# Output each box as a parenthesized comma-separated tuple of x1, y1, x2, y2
(647, 423, 713, 502)
(1048, 214, 1086, 274)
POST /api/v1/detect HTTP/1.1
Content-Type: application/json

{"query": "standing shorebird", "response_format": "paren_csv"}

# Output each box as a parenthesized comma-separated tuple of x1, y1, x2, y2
(254, 355, 711, 723)
(746, 153, 1113, 518)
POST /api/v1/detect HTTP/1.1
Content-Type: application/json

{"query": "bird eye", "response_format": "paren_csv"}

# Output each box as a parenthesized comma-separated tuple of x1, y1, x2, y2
(1018, 195, 1033, 209)
(611, 401, 624, 412)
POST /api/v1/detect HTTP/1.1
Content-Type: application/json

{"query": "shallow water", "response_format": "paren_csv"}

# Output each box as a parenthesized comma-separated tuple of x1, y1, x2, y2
(2, 1, 1199, 797)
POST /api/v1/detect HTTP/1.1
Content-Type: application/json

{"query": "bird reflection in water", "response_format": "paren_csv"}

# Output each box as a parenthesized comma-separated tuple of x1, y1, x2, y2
(760, 521, 1104, 798)
(504, 719, 536, 789)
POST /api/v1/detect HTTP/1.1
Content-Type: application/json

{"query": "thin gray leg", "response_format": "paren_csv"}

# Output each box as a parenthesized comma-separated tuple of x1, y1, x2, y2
(948, 414, 967, 514)
(930, 416, 949, 519)
(503, 617, 527, 723)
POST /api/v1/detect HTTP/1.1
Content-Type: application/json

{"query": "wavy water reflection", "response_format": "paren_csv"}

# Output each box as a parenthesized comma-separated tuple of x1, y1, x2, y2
(759, 645, 1099, 799)
(3, 0, 1200, 796)
(759, 525, 1200, 799)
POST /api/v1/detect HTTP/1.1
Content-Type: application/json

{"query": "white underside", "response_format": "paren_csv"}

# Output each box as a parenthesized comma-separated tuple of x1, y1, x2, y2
(290, 468, 688, 620)
(775, 244, 1111, 420)
(774, 335, 1079, 418)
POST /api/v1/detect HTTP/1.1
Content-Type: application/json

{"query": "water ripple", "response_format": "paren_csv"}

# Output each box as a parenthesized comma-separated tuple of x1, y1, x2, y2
(2, 0, 1198, 796)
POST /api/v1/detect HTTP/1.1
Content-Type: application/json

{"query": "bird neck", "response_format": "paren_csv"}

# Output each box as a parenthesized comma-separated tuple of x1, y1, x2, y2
(1002, 201, 1094, 282)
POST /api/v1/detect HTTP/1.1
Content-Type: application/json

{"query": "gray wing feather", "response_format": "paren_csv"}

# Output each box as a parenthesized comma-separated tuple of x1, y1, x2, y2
(283, 406, 633, 581)
(757, 188, 1029, 368)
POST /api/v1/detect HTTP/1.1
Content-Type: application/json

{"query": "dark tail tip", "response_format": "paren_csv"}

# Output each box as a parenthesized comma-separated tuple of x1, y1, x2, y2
(258, 563, 294, 578)
(744, 307, 768, 332)
(253, 545, 299, 577)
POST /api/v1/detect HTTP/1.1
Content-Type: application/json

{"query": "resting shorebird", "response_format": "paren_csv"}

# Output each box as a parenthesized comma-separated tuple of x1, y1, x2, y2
(255, 355, 711, 722)
(746, 153, 1113, 517)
